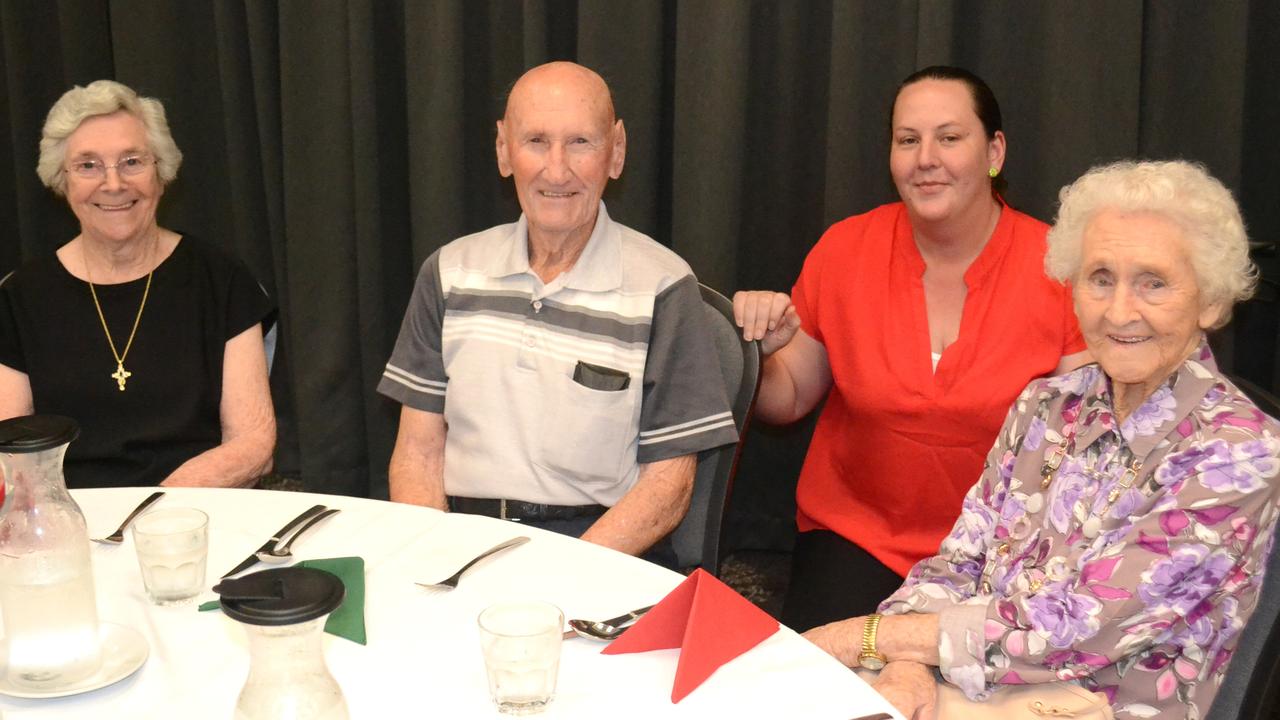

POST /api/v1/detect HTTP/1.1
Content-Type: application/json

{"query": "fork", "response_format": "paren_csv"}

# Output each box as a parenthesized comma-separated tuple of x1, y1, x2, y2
(91, 491, 165, 544)
(415, 536, 530, 590)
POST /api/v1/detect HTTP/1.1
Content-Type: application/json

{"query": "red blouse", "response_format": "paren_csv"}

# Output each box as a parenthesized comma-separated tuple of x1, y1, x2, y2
(791, 202, 1085, 575)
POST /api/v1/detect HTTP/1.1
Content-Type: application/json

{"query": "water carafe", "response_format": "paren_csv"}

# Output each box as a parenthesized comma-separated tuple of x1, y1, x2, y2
(217, 567, 350, 719)
(0, 415, 102, 689)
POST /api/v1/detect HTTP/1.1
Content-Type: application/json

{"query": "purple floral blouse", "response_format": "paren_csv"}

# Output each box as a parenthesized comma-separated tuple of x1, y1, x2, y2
(880, 340, 1280, 719)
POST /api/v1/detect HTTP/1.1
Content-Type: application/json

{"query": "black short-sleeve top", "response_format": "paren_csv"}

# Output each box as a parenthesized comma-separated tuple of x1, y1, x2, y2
(0, 235, 275, 488)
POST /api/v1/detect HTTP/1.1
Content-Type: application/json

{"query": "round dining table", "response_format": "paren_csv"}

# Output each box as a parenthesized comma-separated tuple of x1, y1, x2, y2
(0, 487, 901, 719)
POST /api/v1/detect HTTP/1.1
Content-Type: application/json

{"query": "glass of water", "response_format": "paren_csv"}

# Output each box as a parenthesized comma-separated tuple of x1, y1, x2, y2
(132, 507, 208, 605)
(478, 601, 563, 715)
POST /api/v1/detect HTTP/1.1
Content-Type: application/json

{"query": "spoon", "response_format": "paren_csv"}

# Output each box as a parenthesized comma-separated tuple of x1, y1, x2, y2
(255, 508, 341, 563)
(565, 604, 655, 640)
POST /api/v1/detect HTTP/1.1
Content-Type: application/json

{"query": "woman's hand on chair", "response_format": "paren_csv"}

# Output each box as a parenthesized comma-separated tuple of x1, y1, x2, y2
(732, 290, 800, 355)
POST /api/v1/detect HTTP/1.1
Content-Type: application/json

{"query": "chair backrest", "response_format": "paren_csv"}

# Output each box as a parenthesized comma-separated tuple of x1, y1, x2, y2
(1207, 374, 1280, 720)
(669, 283, 761, 574)
(264, 322, 278, 375)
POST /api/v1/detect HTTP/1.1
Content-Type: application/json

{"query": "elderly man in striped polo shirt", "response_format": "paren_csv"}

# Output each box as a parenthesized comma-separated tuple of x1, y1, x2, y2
(377, 62, 737, 563)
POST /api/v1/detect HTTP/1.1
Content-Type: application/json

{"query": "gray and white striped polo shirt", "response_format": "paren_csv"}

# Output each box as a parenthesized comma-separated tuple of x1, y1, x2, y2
(378, 203, 737, 506)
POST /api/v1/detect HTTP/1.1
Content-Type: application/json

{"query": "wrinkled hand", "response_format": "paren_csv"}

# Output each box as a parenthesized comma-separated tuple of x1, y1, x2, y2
(872, 661, 937, 720)
(801, 617, 862, 668)
(732, 290, 801, 355)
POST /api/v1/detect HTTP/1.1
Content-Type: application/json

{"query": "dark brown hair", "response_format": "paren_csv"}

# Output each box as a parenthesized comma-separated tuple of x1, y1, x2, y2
(894, 66, 1007, 198)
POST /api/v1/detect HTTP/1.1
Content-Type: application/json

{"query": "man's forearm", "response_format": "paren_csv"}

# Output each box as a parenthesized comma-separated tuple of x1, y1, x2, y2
(580, 454, 696, 555)
(388, 448, 446, 509)
(387, 407, 448, 510)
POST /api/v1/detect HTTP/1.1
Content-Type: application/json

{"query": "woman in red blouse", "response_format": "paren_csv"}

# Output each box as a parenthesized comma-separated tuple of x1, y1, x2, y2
(735, 66, 1089, 631)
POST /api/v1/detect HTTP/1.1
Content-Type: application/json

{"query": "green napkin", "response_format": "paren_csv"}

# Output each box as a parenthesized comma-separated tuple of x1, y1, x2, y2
(199, 556, 367, 645)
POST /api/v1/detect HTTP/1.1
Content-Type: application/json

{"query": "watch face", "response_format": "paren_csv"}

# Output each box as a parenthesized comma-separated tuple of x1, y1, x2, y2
(859, 653, 886, 671)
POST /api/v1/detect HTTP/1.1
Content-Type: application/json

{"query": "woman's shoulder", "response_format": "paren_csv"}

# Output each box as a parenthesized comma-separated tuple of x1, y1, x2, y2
(811, 202, 905, 254)
(996, 205, 1052, 256)
(1154, 373, 1280, 501)
(165, 234, 262, 282)
(0, 250, 73, 294)
(169, 234, 240, 265)
(1189, 374, 1280, 443)
(164, 235, 274, 330)
(1003, 204, 1050, 232)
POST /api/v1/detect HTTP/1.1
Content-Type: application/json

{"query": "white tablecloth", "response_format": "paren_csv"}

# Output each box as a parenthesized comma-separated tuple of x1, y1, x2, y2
(0, 487, 900, 719)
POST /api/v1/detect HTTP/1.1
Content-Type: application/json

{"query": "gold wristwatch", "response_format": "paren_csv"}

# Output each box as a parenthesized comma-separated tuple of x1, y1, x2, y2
(858, 613, 888, 670)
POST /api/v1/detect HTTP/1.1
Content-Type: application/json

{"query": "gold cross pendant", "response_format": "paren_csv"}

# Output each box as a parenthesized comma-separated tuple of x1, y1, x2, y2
(112, 362, 132, 391)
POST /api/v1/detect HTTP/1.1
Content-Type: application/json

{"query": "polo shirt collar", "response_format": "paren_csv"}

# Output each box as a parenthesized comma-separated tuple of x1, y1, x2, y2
(484, 201, 622, 291)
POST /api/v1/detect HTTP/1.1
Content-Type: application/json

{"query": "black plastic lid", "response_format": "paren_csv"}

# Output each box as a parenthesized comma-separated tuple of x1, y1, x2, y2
(0, 415, 80, 453)
(214, 567, 345, 626)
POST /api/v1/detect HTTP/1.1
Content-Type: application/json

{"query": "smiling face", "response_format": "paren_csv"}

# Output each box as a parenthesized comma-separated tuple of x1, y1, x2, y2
(889, 79, 1004, 226)
(495, 63, 626, 248)
(63, 111, 161, 248)
(1074, 210, 1220, 406)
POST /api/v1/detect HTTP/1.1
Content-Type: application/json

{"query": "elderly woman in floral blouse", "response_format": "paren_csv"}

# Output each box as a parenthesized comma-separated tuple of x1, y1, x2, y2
(804, 159, 1280, 720)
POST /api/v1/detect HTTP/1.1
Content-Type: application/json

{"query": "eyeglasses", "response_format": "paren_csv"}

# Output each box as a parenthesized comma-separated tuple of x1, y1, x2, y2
(66, 154, 156, 180)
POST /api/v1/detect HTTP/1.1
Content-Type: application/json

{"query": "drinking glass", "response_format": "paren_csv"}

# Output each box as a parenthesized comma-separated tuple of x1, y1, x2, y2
(478, 601, 563, 715)
(132, 507, 208, 605)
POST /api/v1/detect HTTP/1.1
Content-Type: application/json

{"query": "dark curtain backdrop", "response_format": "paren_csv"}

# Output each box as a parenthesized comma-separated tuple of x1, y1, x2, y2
(2, 0, 1278, 554)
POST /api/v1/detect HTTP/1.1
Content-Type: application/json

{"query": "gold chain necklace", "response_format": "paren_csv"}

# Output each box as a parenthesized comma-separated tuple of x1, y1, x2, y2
(85, 247, 154, 392)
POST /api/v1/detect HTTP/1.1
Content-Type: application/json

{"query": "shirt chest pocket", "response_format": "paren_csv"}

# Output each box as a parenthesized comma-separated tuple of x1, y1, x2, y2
(536, 367, 639, 487)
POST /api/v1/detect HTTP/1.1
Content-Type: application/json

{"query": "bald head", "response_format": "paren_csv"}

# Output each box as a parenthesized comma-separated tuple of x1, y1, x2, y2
(495, 62, 627, 249)
(503, 62, 616, 127)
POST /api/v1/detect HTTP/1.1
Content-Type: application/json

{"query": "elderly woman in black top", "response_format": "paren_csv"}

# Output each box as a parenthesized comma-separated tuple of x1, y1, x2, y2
(0, 80, 275, 488)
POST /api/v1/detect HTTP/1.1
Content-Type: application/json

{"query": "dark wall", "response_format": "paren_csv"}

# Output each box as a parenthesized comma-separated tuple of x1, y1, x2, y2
(2, 1, 1277, 553)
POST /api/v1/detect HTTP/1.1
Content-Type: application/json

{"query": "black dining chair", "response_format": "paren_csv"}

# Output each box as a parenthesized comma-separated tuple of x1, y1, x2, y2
(668, 283, 761, 576)
(1207, 374, 1280, 720)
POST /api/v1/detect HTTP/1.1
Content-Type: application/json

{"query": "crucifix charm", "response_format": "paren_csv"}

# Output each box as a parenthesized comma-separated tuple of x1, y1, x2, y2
(112, 362, 132, 391)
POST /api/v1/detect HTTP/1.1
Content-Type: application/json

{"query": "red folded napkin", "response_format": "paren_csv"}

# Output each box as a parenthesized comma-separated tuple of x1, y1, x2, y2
(601, 568, 778, 702)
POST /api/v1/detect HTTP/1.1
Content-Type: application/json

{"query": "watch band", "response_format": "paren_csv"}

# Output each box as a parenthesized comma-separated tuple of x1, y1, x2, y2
(858, 613, 888, 670)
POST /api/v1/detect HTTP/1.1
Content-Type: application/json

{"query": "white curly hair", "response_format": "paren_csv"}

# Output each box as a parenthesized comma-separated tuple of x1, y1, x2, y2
(1045, 159, 1257, 328)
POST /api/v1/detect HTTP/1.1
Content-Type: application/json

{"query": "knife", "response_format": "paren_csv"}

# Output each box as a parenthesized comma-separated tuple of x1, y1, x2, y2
(221, 504, 329, 577)
(595, 604, 655, 628)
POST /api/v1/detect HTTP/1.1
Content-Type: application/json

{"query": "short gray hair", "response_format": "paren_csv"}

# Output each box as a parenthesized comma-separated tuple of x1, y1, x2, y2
(37, 80, 182, 196)
(1045, 159, 1257, 328)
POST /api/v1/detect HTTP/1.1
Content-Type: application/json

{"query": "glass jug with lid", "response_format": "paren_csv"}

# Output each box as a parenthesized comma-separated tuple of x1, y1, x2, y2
(0, 415, 102, 689)
(216, 567, 350, 720)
